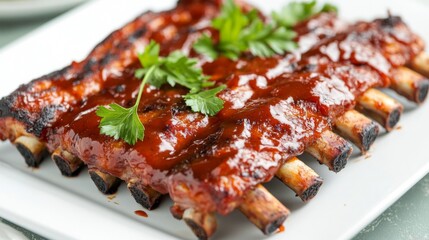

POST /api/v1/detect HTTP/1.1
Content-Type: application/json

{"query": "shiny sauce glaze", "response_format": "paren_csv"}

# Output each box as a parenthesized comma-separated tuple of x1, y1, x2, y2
(45, 9, 423, 214)
(0, 1, 219, 137)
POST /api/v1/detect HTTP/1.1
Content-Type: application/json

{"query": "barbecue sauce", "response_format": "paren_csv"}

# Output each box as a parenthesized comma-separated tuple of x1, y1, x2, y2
(134, 210, 148, 218)
(35, 4, 423, 215)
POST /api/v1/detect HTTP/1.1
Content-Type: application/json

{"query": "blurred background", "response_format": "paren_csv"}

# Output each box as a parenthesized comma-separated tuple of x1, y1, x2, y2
(0, 1, 428, 239)
(0, 0, 86, 46)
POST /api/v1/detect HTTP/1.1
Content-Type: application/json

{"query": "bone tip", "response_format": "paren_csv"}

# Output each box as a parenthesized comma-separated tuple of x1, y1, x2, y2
(53, 156, 82, 177)
(184, 218, 211, 240)
(15, 143, 45, 167)
(416, 80, 429, 103)
(386, 108, 402, 131)
(264, 214, 288, 235)
(183, 209, 217, 240)
(331, 143, 353, 173)
(300, 177, 323, 202)
(89, 171, 121, 194)
(360, 122, 379, 152)
(128, 185, 162, 210)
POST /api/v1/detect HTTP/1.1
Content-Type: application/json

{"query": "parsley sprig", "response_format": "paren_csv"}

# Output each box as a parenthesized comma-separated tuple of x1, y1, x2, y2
(96, 41, 225, 145)
(272, 1, 338, 28)
(193, 0, 297, 60)
(184, 85, 226, 116)
(194, 0, 338, 60)
(96, 66, 156, 145)
(135, 41, 213, 93)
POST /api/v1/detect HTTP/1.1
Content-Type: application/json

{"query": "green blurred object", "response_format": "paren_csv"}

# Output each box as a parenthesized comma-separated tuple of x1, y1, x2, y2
(354, 174, 429, 239)
(0, 218, 47, 240)
(0, 17, 52, 48)
(0, 3, 428, 240)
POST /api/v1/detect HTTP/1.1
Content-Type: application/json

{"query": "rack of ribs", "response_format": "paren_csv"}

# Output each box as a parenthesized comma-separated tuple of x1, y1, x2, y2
(0, 0, 428, 239)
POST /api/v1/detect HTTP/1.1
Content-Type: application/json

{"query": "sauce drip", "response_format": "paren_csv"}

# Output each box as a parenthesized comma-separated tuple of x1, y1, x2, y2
(134, 210, 148, 218)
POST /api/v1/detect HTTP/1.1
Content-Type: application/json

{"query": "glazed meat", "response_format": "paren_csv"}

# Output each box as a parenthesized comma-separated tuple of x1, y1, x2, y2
(52, 16, 423, 214)
(0, 0, 428, 239)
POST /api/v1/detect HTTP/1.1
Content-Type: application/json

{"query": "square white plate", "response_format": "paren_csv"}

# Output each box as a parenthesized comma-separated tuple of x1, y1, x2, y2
(0, 0, 428, 239)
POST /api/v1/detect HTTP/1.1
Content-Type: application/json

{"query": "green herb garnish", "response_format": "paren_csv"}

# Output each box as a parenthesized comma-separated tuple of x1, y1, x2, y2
(135, 41, 213, 93)
(184, 85, 226, 116)
(272, 1, 338, 28)
(96, 41, 225, 145)
(96, 66, 156, 145)
(193, 0, 297, 60)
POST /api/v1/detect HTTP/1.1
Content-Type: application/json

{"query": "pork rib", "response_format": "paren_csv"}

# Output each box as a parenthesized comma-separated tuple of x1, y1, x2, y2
(0, 0, 425, 217)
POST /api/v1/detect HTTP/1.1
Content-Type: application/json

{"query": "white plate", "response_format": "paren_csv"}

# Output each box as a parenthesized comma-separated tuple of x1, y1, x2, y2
(0, 0, 429, 239)
(0, 0, 87, 20)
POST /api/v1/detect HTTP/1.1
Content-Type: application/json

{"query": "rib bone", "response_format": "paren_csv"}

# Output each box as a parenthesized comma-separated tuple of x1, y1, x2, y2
(306, 130, 353, 172)
(13, 136, 47, 167)
(239, 184, 290, 235)
(356, 88, 403, 131)
(276, 157, 323, 201)
(127, 181, 163, 210)
(52, 148, 84, 177)
(409, 52, 429, 78)
(391, 67, 429, 104)
(183, 209, 217, 240)
(334, 110, 379, 153)
(89, 169, 122, 194)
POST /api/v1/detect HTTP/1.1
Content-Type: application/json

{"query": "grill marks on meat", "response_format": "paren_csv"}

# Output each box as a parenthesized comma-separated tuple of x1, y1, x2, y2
(56, 17, 421, 213)
(0, 0, 219, 138)
(0, 2, 424, 215)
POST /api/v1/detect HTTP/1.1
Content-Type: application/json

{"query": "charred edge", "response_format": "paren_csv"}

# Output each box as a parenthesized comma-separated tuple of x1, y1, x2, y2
(32, 105, 65, 137)
(299, 177, 323, 202)
(89, 10, 152, 55)
(129, 185, 162, 210)
(127, 27, 147, 44)
(387, 108, 402, 131)
(417, 80, 429, 103)
(33, 66, 70, 83)
(265, 215, 288, 235)
(89, 171, 121, 194)
(332, 143, 353, 172)
(0, 94, 15, 118)
(0, 95, 31, 128)
(53, 155, 83, 177)
(15, 143, 47, 168)
(380, 15, 402, 28)
(0, 65, 68, 120)
(75, 26, 148, 83)
(360, 122, 379, 152)
(0, 13, 151, 133)
(184, 219, 209, 240)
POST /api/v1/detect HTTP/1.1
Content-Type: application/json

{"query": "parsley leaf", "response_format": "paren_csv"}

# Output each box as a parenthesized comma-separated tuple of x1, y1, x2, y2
(96, 65, 156, 145)
(272, 1, 338, 28)
(184, 85, 226, 116)
(97, 41, 225, 145)
(242, 19, 298, 57)
(193, 34, 218, 60)
(193, 0, 297, 60)
(321, 3, 338, 13)
(137, 41, 213, 93)
(96, 104, 144, 145)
